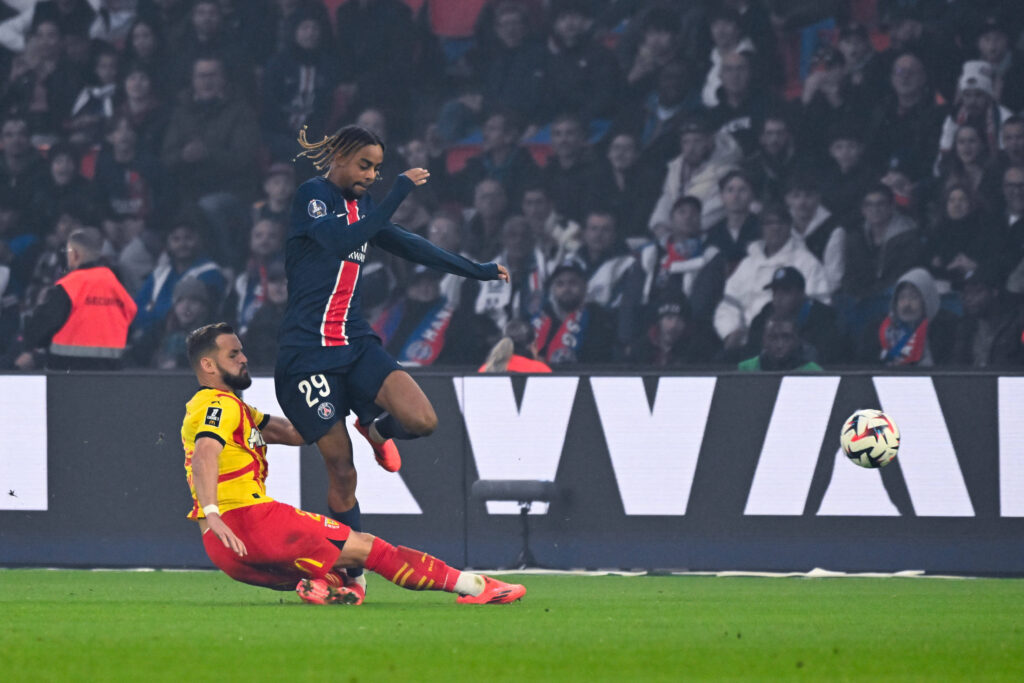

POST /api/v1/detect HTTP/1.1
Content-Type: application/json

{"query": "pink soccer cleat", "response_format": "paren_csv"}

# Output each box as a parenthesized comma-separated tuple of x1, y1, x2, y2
(456, 576, 526, 605)
(296, 578, 363, 605)
(354, 420, 402, 472)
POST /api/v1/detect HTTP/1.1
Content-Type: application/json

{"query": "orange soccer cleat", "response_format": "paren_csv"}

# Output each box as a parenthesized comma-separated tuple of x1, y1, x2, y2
(354, 420, 401, 472)
(296, 578, 363, 605)
(456, 576, 526, 605)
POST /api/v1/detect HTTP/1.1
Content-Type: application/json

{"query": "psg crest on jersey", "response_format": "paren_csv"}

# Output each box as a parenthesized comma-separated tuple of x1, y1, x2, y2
(317, 402, 335, 420)
(307, 199, 327, 218)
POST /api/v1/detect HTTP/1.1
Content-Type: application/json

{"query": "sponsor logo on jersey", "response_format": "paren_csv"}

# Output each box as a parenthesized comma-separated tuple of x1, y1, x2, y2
(317, 402, 335, 420)
(204, 406, 222, 426)
(307, 199, 327, 218)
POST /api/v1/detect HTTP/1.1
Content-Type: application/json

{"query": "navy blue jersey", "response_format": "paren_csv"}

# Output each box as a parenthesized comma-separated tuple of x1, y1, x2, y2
(277, 174, 500, 372)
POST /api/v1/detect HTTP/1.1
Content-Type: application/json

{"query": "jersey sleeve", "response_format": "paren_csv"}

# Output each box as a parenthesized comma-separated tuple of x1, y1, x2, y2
(292, 176, 416, 258)
(372, 223, 501, 281)
(193, 395, 243, 447)
(246, 403, 269, 431)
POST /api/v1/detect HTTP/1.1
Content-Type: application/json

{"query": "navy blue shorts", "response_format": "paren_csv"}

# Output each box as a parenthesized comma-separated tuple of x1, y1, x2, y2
(274, 336, 402, 444)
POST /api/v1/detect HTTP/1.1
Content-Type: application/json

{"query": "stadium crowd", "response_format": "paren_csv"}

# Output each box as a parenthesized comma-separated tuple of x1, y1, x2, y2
(1, 0, 1024, 372)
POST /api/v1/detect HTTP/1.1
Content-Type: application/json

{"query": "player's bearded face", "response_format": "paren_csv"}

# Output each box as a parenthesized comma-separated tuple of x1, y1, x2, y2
(218, 361, 252, 390)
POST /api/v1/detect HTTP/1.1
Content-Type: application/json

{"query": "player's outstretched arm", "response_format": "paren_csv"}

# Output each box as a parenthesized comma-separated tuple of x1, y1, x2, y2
(373, 223, 508, 283)
(193, 437, 247, 557)
(261, 416, 305, 446)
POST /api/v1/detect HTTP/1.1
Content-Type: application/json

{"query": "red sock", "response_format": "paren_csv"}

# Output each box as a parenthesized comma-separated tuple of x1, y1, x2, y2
(365, 538, 460, 592)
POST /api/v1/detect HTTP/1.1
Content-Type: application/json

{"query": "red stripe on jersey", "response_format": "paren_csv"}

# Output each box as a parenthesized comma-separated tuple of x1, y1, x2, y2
(320, 199, 362, 346)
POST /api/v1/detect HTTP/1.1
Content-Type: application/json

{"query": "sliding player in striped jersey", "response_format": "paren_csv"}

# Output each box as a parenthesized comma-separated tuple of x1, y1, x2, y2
(185, 323, 524, 605)
(275, 125, 509, 599)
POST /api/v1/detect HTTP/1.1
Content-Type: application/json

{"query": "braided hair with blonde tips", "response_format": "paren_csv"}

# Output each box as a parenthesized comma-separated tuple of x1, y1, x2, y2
(293, 124, 386, 173)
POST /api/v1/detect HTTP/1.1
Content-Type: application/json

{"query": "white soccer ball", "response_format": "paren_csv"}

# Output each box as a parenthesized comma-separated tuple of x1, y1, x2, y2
(840, 409, 900, 468)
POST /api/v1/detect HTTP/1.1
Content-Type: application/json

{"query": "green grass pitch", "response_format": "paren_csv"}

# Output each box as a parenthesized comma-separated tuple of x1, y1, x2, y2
(1, 569, 1022, 681)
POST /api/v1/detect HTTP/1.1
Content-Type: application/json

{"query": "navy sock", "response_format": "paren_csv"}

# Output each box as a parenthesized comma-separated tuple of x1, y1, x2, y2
(330, 501, 363, 579)
(374, 413, 423, 441)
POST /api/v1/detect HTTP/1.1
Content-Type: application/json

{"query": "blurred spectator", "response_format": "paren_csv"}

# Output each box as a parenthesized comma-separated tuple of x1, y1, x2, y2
(532, 257, 614, 365)
(0, 117, 48, 220)
(704, 170, 760, 271)
(925, 183, 1002, 292)
(22, 200, 90, 309)
(131, 213, 226, 338)
(93, 114, 164, 222)
(935, 122, 1001, 209)
(839, 184, 925, 304)
(621, 6, 683, 94)
(536, 0, 622, 124)
(635, 195, 722, 321)
(742, 113, 800, 203)
(951, 264, 1024, 368)
(121, 18, 169, 88)
(569, 209, 635, 309)
(460, 215, 546, 334)
(16, 226, 135, 371)
(836, 21, 887, 112)
(585, 132, 665, 240)
(818, 123, 874, 221)
(427, 213, 472, 307)
(260, 9, 340, 162)
(372, 265, 496, 367)
(627, 289, 720, 367)
(0, 19, 80, 140)
(540, 113, 601, 224)
(463, 178, 509, 260)
(708, 50, 773, 155)
(867, 52, 947, 182)
(240, 259, 288, 371)
(29, 141, 98, 234)
(334, 0, 441, 139)
(436, 1, 545, 142)
(701, 7, 755, 108)
(0, 0, 96, 53)
(999, 166, 1024, 286)
(937, 61, 1012, 158)
(165, 0, 250, 97)
(0, 191, 37, 296)
(65, 42, 119, 146)
(973, 12, 1024, 113)
(648, 116, 742, 236)
(998, 116, 1024, 174)
(521, 183, 579, 266)
(743, 266, 846, 365)
(479, 317, 553, 373)
(230, 218, 284, 337)
(114, 65, 169, 157)
(737, 315, 823, 371)
(617, 60, 700, 166)
(714, 202, 829, 350)
(251, 162, 296, 227)
(784, 175, 845, 294)
(444, 110, 539, 206)
(131, 275, 215, 369)
(100, 212, 155, 295)
(858, 267, 957, 367)
(161, 56, 260, 205)
(136, 0, 192, 40)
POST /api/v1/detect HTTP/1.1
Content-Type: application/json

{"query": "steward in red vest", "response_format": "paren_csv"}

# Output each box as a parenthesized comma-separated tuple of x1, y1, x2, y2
(18, 227, 137, 370)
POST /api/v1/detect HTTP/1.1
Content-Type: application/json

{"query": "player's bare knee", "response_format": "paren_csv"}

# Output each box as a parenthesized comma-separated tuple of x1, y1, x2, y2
(409, 410, 436, 436)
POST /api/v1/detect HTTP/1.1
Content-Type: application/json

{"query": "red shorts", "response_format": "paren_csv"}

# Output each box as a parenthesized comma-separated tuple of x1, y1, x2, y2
(203, 501, 351, 590)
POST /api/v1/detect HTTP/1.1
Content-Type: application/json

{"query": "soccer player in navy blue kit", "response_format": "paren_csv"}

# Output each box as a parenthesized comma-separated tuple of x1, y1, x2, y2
(274, 125, 509, 601)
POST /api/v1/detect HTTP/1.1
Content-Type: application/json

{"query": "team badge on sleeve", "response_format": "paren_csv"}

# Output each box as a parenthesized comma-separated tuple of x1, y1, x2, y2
(205, 407, 222, 426)
(307, 199, 327, 218)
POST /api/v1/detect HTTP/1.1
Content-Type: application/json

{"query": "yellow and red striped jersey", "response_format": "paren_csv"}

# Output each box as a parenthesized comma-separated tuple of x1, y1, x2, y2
(181, 387, 272, 520)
